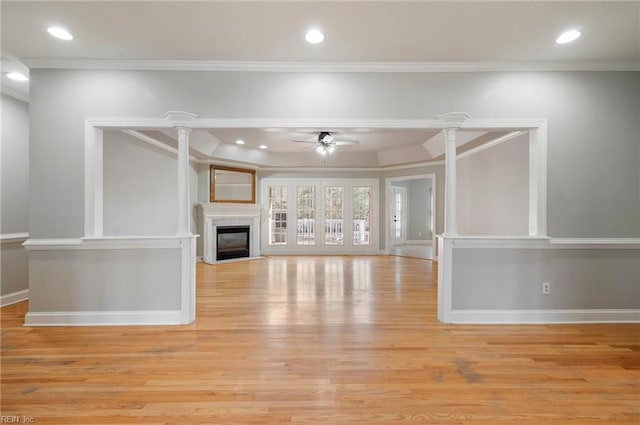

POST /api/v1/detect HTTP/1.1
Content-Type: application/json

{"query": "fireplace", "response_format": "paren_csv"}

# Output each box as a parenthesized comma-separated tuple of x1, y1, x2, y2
(216, 225, 250, 261)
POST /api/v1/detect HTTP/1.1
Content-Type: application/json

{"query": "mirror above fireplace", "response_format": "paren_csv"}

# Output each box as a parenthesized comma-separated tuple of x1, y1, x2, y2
(210, 165, 256, 204)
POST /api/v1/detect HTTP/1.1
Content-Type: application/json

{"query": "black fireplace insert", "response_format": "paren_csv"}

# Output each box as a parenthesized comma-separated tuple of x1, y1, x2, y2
(216, 225, 250, 261)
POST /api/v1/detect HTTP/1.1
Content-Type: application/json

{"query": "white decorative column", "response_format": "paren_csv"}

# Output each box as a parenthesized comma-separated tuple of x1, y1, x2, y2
(164, 111, 198, 236)
(436, 112, 469, 236)
(164, 111, 199, 324)
(176, 127, 191, 235)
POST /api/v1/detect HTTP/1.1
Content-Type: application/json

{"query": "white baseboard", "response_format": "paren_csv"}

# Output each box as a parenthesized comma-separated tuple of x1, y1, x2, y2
(196, 256, 204, 262)
(449, 309, 640, 324)
(24, 310, 187, 326)
(1, 289, 29, 307)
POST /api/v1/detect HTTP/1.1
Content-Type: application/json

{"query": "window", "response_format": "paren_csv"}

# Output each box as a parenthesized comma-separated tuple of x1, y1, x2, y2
(262, 178, 378, 252)
(268, 186, 287, 245)
(352, 186, 372, 245)
(296, 186, 316, 245)
(395, 191, 403, 238)
(325, 186, 344, 245)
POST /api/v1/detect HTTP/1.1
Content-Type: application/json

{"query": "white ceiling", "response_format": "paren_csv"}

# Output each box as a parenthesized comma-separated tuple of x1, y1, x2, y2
(2, 1, 638, 64)
(1, 1, 637, 167)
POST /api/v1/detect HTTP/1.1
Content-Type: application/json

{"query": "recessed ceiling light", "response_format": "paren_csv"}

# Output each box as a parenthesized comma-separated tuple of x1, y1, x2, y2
(305, 29, 325, 44)
(556, 29, 581, 44)
(6, 72, 28, 82)
(47, 26, 74, 41)
(259, 145, 267, 150)
(235, 139, 245, 145)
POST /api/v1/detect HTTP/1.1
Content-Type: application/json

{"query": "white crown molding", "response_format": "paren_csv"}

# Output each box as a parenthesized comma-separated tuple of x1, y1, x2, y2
(0, 85, 29, 102)
(23, 59, 640, 73)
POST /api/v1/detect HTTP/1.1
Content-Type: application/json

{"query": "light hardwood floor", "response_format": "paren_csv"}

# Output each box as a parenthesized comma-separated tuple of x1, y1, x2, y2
(2, 256, 639, 424)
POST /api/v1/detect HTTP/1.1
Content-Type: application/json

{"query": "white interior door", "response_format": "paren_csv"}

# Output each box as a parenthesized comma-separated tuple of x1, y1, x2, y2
(390, 186, 407, 246)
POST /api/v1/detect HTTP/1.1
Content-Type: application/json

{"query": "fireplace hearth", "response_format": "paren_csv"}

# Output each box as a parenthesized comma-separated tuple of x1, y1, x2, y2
(216, 225, 250, 261)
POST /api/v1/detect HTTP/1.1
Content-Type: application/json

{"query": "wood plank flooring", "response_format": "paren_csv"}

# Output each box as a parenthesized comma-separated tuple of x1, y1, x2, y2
(2, 256, 639, 424)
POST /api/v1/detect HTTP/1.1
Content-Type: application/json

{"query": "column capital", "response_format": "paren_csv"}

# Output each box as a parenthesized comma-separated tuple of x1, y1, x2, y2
(436, 112, 470, 129)
(164, 111, 198, 128)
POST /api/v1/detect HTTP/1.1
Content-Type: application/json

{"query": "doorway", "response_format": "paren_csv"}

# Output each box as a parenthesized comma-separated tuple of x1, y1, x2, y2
(386, 174, 436, 260)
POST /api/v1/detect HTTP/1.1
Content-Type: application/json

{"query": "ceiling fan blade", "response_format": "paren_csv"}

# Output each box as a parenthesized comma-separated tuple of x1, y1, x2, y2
(292, 140, 317, 144)
(333, 140, 359, 146)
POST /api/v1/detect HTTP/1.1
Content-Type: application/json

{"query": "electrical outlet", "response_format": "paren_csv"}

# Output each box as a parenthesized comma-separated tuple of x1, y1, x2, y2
(542, 282, 551, 295)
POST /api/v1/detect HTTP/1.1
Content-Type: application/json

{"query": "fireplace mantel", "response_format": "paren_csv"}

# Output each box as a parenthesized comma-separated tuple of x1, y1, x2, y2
(198, 203, 264, 264)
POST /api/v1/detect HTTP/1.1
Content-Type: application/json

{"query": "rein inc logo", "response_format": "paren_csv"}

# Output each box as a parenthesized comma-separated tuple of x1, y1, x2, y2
(0, 417, 35, 424)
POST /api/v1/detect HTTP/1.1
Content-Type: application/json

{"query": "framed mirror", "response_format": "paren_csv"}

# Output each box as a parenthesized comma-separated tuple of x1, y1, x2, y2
(210, 165, 256, 204)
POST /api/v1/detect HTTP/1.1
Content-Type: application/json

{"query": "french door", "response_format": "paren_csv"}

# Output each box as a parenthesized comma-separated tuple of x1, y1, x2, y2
(263, 178, 378, 254)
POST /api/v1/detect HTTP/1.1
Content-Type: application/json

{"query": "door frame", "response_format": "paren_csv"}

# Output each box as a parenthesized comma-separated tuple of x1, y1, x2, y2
(385, 173, 437, 253)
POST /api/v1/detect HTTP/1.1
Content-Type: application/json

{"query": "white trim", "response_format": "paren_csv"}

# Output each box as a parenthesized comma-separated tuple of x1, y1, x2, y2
(549, 238, 640, 249)
(1, 290, 29, 308)
(450, 236, 551, 249)
(24, 310, 184, 326)
(260, 161, 441, 172)
(23, 237, 189, 251)
(380, 160, 445, 171)
(87, 117, 547, 131)
(180, 237, 196, 324)
(437, 237, 453, 323)
(84, 114, 547, 326)
(450, 309, 640, 324)
(23, 59, 640, 73)
(528, 123, 548, 237)
(0, 233, 29, 243)
(84, 122, 103, 237)
(445, 236, 640, 250)
(457, 131, 525, 160)
(85, 117, 547, 173)
(122, 130, 199, 162)
(0, 85, 29, 102)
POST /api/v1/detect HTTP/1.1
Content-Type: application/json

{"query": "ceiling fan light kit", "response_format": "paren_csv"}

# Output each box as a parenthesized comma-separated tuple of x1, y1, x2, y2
(292, 131, 359, 157)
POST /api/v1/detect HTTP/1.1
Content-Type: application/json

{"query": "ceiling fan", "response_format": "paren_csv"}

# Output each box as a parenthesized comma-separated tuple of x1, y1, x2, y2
(292, 131, 359, 156)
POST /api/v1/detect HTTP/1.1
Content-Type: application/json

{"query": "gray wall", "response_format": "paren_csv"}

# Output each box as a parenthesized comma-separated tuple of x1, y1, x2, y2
(457, 133, 529, 235)
(1, 93, 29, 233)
(103, 130, 199, 237)
(28, 70, 640, 240)
(408, 178, 432, 240)
(1, 93, 30, 298)
(391, 178, 432, 242)
(385, 164, 445, 247)
(28, 248, 182, 312)
(452, 248, 640, 310)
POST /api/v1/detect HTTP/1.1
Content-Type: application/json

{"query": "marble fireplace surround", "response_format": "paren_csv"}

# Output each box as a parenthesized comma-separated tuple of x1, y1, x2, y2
(199, 203, 264, 264)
